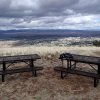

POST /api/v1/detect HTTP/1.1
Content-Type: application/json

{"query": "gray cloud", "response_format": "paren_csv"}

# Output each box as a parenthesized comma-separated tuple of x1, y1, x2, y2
(0, 0, 100, 30)
(73, 0, 100, 14)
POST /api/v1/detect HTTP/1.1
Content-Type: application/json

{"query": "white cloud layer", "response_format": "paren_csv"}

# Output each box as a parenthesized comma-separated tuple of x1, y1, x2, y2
(0, 0, 100, 30)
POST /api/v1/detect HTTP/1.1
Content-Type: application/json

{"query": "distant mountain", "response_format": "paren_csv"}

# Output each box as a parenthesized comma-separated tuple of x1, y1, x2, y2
(0, 29, 100, 34)
(0, 29, 100, 40)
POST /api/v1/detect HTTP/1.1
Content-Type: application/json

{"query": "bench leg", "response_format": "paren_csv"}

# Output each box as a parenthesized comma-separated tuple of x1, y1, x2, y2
(61, 71, 64, 79)
(2, 75, 5, 82)
(2, 62, 6, 82)
(34, 70, 37, 77)
(61, 71, 69, 79)
(30, 59, 35, 76)
(94, 78, 99, 87)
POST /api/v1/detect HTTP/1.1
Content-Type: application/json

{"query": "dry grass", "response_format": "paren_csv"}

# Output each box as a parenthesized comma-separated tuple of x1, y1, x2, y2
(0, 40, 100, 56)
(0, 58, 100, 100)
(0, 45, 100, 56)
(0, 41, 100, 100)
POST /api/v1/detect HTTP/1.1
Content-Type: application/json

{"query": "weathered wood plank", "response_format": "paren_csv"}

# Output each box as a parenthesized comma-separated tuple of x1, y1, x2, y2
(0, 54, 41, 63)
(0, 66, 43, 75)
(59, 53, 100, 65)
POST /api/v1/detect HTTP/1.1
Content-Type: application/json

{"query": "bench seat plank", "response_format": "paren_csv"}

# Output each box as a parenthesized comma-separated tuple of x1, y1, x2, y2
(54, 67, 100, 78)
(0, 66, 43, 75)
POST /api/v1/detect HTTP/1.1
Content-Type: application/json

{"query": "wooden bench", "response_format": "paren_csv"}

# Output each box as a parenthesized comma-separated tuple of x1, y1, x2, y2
(54, 53, 100, 87)
(54, 66, 100, 87)
(0, 54, 43, 82)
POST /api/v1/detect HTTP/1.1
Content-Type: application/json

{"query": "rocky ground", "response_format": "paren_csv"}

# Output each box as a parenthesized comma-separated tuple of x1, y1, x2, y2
(0, 57, 100, 100)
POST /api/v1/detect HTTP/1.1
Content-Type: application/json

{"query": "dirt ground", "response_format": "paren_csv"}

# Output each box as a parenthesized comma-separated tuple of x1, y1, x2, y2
(0, 57, 100, 100)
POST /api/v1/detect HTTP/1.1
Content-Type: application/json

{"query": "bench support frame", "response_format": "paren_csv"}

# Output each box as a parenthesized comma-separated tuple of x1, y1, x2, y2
(0, 59, 43, 82)
(54, 60, 100, 87)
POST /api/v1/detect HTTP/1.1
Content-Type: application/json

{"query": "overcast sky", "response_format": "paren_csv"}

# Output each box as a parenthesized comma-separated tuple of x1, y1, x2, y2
(0, 0, 100, 30)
